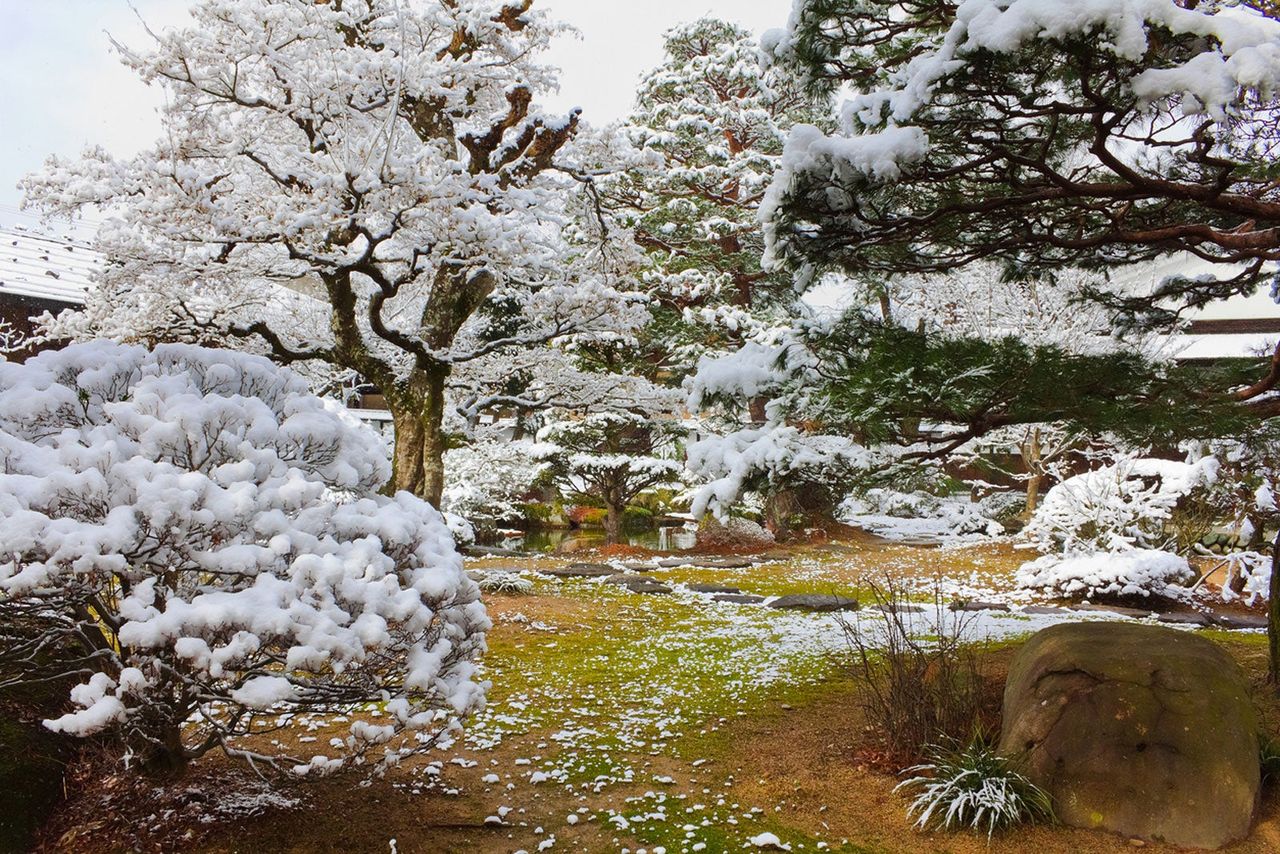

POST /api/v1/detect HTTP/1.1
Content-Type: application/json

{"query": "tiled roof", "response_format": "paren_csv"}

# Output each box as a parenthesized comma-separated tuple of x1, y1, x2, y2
(0, 223, 97, 305)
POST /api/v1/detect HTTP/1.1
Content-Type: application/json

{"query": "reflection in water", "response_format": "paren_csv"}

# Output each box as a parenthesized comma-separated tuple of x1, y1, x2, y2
(502, 525, 697, 553)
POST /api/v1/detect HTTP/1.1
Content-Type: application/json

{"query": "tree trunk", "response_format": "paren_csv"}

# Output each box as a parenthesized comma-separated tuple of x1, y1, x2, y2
(604, 503, 622, 545)
(139, 722, 189, 779)
(387, 365, 450, 508)
(1269, 526, 1280, 685)
(1021, 427, 1044, 522)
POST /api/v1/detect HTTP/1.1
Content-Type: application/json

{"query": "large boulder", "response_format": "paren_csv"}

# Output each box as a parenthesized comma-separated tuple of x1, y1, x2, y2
(998, 623, 1259, 849)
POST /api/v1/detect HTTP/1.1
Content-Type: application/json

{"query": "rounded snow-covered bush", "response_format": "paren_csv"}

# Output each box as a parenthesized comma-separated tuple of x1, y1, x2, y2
(1016, 455, 1216, 598)
(0, 342, 488, 776)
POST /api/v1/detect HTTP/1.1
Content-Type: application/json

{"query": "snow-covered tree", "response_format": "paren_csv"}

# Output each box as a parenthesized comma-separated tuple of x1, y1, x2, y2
(0, 342, 487, 777)
(22, 0, 645, 507)
(536, 412, 685, 544)
(608, 18, 824, 387)
(442, 434, 546, 533)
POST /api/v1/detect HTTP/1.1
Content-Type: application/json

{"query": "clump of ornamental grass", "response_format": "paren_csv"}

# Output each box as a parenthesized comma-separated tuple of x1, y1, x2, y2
(895, 738, 1054, 839)
(478, 572, 535, 596)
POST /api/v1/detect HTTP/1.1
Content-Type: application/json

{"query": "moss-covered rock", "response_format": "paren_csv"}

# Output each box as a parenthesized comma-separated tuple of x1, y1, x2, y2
(998, 622, 1259, 849)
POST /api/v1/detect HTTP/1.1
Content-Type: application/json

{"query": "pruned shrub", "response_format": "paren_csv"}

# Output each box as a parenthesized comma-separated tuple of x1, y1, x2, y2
(0, 342, 488, 778)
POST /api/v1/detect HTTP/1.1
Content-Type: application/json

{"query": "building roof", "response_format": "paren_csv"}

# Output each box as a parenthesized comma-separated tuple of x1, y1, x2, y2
(0, 222, 97, 305)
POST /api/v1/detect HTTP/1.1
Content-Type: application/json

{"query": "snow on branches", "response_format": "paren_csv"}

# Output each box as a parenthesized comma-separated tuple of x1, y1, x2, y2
(22, 0, 645, 503)
(1016, 454, 1219, 597)
(761, 0, 1280, 314)
(0, 342, 487, 776)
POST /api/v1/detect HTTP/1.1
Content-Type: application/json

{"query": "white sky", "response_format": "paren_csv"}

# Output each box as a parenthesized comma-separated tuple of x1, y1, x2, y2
(0, 0, 793, 215)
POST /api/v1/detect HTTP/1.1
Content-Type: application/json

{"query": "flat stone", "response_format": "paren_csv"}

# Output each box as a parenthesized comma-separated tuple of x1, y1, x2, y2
(605, 574, 672, 594)
(767, 593, 859, 612)
(620, 562, 658, 573)
(948, 600, 1010, 612)
(1215, 613, 1270, 630)
(758, 551, 791, 563)
(1155, 611, 1213, 626)
(692, 557, 755, 569)
(538, 563, 615, 579)
(1020, 605, 1072, 616)
(712, 593, 766, 605)
(890, 537, 944, 548)
(688, 583, 741, 594)
(656, 558, 691, 568)
(1072, 603, 1154, 619)
(871, 603, 927, 614)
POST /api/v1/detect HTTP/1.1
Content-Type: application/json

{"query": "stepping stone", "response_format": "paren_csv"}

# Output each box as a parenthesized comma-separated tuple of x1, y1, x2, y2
(1214, 613, 1269, 630)
(538, 563, 615, 578)
(693, 557, 755, 569)
(620, 562, 658, 573)
(758, 551, 791, 563)
(1155, 611, 1213, 627)
(871, 603, 926, 614)
(1072, 603, 1154, 619)
(656, 558, 691, 568)
(1020, 605, 1071, 616)
(712, 593, 766, 605)
(891, 538, 943, 548)
(605, 574, 672, 594)
(767, 593, 859, 612)
(688, 583, 741, 594)
(949, 600, 1010, 612)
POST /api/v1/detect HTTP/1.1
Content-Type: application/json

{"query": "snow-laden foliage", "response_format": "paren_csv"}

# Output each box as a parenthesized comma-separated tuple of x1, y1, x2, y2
(839, 489, 1011, 542)
(22, 0, 647, 503)
(617, 18, 824, 379)
(442, 437, 546, 531)
(687, 424, 873, 520)
(1016, 549, 1196, 599)
(0, 342, 487, 776)
(757, 0, 1280, 358)
(896, 740, 1054, 839)
(1023, 455, 1220, 554)
(1016, 455, 1218, 597)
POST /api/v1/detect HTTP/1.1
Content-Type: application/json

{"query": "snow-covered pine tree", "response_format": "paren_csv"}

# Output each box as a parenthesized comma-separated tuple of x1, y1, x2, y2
(611, 17, 825, 389)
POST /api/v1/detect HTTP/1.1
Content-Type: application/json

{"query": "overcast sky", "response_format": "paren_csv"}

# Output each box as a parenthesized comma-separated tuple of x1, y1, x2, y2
(0, 0, 793, 217)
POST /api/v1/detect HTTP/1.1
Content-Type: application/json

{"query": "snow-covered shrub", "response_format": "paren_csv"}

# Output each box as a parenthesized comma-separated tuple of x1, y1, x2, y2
(840, 488, 1010, 541)
(1017, 455, 1217, 598)
(687, 425, 872, 520)
(896, 739, 1054, 840)
(1015, 550, 1196, 599)
(442, 438, 546, 533)
(1023, 455, 1219, 554)
(0, 342, 488, 777)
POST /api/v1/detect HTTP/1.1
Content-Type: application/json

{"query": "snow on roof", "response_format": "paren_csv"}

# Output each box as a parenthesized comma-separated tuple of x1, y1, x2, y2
(1165, 332, 1280, 361)
(0, 223, 98, 305)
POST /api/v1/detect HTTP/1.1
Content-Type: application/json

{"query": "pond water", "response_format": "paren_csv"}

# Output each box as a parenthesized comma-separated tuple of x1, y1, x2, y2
(500, 525, 698, 553)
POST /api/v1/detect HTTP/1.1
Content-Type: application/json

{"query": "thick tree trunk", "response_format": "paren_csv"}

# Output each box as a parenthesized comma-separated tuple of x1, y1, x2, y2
(139, 722, 189, 779)
(604, 503, 622, 545)
(387, 366, 450, 508)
